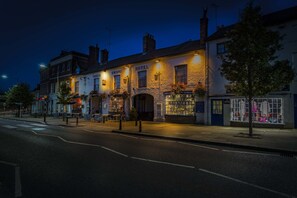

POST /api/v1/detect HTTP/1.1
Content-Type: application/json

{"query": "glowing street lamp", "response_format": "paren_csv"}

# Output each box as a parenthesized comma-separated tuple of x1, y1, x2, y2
(1, 74, 8, 79)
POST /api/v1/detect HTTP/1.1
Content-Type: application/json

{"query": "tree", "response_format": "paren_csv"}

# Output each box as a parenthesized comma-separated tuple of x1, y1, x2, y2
(5, 83, 34, 116)
(220, 3, 295, 136)
(57, 81, 72, 114)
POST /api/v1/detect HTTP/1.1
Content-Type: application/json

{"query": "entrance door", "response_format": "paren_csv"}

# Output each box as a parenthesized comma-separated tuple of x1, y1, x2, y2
(133, 94, 154, 121)
(211, 99, 224, 126)
(294, 94, 297, 128)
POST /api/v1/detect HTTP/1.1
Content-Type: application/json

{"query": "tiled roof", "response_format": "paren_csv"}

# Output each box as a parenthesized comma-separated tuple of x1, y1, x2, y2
(50, 51, 88, 62)
(207, 5, 297, 41)
(81, 39, 204, 75)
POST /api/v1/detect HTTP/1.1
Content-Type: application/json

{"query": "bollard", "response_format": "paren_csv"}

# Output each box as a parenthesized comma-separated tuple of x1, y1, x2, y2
(139, 120, 142, 132)
(66, 116, 68, 125)
(119, 117, 122, 130)
(43, 113, 46, 123)
(103, 116, 105, 124)
(76, 116, 78, 127)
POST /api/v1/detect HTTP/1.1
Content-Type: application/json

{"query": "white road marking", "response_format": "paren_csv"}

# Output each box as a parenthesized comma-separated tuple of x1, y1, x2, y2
(222, 149, 279, 157)
(101, 146, 128, 157)
(16, 124, 32, 128)
(199, 168, 294, 198)
(30, 123, 47, 127)
(31, 127, 46, 131)
(2, 125, 17, 129)
(31, 130, 127, 157)
(131, 156, 195, 169)
(178, 142, 220, 151)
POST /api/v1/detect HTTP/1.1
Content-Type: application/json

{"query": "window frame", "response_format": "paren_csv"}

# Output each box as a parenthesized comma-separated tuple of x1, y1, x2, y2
(138, 70, 147, 88)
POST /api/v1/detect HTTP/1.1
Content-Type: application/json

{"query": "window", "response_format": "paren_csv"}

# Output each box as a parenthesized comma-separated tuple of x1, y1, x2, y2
(230, 98, 283, 124)
(212, 100, 223, 114)
(217, 42, 228, 54)
(114, 75, 121, 89)
(50, 82, 55, 93)
(138, 70, 147, 88)
(67, 62, 70, 71)
(165, 94, 194, 116)
(175, 65, 187, 84)
(94, 78, 99, 91)
(75, 81, 79, 93)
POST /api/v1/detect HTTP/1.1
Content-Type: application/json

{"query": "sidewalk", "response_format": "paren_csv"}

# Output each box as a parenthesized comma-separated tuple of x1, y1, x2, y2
(1, 115, 297, 155)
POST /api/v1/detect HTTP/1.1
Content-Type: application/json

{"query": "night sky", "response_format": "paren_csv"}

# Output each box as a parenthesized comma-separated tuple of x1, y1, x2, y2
(1, 0, 297, 92)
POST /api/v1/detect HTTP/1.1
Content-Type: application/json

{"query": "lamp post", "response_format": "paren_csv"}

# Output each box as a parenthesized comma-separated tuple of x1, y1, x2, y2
(1, 74, 8, 115)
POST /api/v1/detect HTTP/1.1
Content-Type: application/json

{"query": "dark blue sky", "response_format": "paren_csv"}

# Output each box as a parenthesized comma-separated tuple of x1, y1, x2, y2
(1, 0, 297, 92)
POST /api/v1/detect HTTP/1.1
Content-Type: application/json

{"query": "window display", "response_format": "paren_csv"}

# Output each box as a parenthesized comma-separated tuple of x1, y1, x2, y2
(109, 97, 123, 113)
(165, 94, 194, 116)
(230, 98, 283, 124)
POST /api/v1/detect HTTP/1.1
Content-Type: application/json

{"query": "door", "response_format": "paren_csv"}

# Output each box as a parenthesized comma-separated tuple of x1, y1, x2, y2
(294, 94, 297, 128)
(211, 99, 224, 126)
(133, 94, 154, 121)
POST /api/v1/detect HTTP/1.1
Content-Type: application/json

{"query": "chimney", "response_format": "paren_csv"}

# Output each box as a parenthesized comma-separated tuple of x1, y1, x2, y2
(88, 44, 99, 66)
(200, 8, 208, 45)
(100, 49, 109, 64)
(143, 33, 156, 54)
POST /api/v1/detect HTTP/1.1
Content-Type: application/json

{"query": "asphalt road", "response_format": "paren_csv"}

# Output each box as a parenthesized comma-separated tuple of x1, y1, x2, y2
(0, 118, 296, 198)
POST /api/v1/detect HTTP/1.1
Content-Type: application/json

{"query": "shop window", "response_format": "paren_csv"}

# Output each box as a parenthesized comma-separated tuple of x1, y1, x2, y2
(109, 97, 123, 113)
(114, 75, 121, 89)
(138, 70, 147, 88)
(165, 94, 194, 116)
(230, 98, 283, 124)
(175, 65, 187, 84)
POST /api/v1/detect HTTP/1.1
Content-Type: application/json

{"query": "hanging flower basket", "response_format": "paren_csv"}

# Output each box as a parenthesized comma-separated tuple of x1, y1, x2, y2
(170, 82, 187, 95)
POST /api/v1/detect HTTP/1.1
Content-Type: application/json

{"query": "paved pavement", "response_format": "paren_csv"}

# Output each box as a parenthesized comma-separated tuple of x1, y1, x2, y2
(1, 114, 297, 155)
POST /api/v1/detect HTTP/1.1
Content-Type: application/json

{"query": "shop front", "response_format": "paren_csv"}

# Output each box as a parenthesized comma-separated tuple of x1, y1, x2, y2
(165, 92, 195, 123)
(230, 97, 284, 127)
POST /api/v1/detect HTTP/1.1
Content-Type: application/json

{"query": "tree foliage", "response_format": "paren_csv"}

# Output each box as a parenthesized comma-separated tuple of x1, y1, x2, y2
(220, 3, 295, 135)
(57, 81, 73, 111)
(5, 83, 34, 108)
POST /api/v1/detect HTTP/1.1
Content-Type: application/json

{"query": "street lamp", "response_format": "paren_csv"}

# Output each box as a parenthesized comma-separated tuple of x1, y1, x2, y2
(1, 74, 8, 79)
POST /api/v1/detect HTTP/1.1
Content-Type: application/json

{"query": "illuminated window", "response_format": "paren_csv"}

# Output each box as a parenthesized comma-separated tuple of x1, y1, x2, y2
(114, 75, 121, 89)
(175, 65, 187, 84)
(230, 98, 283, 124)
(138, 70, 147, 88)
(165, 94, 194, 116)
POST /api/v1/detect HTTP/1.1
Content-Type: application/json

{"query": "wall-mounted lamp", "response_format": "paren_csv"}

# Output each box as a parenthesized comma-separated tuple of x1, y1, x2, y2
(154, 72, 161, 81)
(155, 59, 160, 63)
(194, 51, 199, 56)
(123, 76, 129, 84)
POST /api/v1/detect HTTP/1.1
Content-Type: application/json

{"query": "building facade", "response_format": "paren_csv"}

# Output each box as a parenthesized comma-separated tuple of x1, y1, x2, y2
(207, 6, 297, 128)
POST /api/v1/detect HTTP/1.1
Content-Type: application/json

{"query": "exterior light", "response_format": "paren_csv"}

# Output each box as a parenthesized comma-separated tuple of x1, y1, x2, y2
(1, 74, 8, 79)
(39, 64, 47, 68)
(155, 59, 160, 63)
